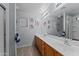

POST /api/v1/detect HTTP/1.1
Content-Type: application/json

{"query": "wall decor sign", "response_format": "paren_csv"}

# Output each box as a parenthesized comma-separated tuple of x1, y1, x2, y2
(48, 20, 50, 24)
(37, 21, 39, 26)
(30, 17, 34, 23)
(43, 21, 46, 26)
(35, 20, 39, 26)
(48, 25, 50, 29)
(20, 17, 28, 27)
(29, 17, 34, 29)
(29, 24, 34, 29)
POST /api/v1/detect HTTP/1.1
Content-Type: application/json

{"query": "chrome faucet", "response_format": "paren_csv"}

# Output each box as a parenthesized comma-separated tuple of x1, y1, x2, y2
(61, 31, 70, 46)
(64, 39, 71, 46)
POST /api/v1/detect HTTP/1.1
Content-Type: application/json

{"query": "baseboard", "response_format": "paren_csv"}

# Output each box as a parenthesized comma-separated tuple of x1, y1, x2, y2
(16, 44, 32, 48)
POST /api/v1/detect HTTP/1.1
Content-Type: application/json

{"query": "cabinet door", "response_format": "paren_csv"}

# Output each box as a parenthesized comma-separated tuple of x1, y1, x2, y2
(35, 36, 44, 55)
(55, 50, 63, 56)
(44, 43, 54, 56)
(38, 39, 42, 52)
(41, 40, 45, 55)
(35, 36, 42, 53)
(35, 36, 63, 56)
(35, 36, 39, 48)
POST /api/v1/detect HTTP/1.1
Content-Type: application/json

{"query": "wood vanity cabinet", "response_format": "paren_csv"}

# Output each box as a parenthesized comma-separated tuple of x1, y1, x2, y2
(35, 36, 44, 55)
(54, 50, 63, 56)
(35, 36, 39, 48)
(35, 36, 41, 51)
(44, 42, 55, 56)
(41, 40, 45, 55)
(35, 36, 63, 56)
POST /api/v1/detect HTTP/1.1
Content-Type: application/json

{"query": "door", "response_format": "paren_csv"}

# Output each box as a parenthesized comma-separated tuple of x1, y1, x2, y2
(72, 17, 79, 39)
(0, 6, 5, 55)
(65, 15, 73, 39)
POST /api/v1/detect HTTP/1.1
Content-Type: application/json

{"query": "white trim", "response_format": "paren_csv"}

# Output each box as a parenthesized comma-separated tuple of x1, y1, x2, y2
(16, 43, 32, 48)
(15, 3, 17, 56)
(0, 3, 7, 56)
(63, 12, 66, 31)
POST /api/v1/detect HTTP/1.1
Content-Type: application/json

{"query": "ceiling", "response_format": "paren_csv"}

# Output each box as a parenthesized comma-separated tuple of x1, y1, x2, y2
(16, 3, 79, 18)
(16, 3, 50, 14)
(52, 3, 79, 17)
(66, 4, 79, 16)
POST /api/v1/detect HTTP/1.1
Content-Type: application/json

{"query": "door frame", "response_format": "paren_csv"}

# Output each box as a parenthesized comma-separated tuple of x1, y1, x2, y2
(15, 3, 17, 56)
(0, 3, 6, 56)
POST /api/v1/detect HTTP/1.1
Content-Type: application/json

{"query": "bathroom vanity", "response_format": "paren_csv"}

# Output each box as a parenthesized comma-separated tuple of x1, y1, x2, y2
(35, 35, 63, 56)
(35, 34, 79, 56)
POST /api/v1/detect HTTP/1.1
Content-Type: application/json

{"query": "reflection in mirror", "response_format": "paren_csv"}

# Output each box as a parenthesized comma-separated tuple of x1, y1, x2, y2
(56, 15, 64, 37)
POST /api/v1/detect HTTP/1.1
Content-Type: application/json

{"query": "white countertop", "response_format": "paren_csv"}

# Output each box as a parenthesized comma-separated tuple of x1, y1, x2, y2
(35, 34, 79, 56)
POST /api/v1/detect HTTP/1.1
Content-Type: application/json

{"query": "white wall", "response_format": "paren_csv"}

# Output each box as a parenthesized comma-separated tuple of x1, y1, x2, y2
(16, 3, 57, 48)
(9, 3, 15, 56)
(71, 15, 79, 40)
(40, 15, 57, 35)
(16, 10, 41, 48)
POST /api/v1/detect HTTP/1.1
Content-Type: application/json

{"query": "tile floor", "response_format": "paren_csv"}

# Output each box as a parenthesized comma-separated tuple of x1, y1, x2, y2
(17, 46, 41, 56)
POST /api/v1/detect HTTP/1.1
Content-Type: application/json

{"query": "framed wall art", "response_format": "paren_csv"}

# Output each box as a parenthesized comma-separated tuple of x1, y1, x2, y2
(20, 17, 28, 27)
